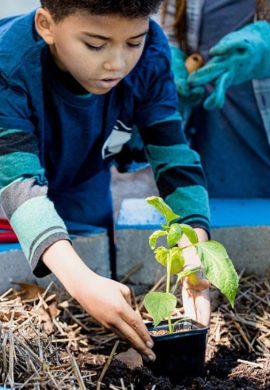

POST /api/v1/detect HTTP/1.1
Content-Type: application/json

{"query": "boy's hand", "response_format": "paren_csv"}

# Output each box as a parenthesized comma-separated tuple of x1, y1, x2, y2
(178, 229, 211, 326)
(181, 246, 210, 326)
(72, 272, 155, 361)
(42, 240, 155, 361)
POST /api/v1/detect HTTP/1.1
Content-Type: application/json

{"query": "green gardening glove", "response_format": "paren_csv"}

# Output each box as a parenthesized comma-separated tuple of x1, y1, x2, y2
(188, 21, 270, 109)
(170, 46, 205, 107)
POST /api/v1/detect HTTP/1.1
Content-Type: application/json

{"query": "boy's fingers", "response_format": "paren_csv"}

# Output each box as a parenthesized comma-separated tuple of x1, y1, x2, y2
(197, 292, 211, 326)
(182, 270, 210, 292)
(182, 284, 211, 327)
(121, 285, 132, 305)
(112, 310, 155, 360)
(122, 307, 154, 348)
(118, 286, 153, 347)
(111, 324, 155, 361)
(186, 278, 210, 292)
(182, 287, 196, 319)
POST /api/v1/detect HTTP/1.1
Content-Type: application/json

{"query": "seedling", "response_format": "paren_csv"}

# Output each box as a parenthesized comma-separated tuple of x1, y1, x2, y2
(144, 196, 239, 334)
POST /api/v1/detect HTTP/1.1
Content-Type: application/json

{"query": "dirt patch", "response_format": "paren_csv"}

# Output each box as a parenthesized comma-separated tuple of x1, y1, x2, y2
(102, 350, 270, 389)
(0, 273, 269, 389)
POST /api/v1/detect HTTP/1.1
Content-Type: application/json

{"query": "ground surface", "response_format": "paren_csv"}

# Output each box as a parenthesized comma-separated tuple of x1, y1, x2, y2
(0, 273, 269, 389)
(103, 348, 270, 389)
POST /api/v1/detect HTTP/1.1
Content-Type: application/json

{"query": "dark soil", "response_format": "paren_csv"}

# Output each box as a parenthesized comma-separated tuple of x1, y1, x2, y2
(100, 345, 270, 389)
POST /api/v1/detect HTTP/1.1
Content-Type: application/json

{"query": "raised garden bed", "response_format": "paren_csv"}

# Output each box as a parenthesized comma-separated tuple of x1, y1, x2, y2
(0, 272, 269, 389)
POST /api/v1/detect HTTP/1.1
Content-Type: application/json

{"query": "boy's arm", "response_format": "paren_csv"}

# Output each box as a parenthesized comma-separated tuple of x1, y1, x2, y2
(0, 127, 154, 359)
(139, 118, 210, 233)
(0, 128, 69, 276)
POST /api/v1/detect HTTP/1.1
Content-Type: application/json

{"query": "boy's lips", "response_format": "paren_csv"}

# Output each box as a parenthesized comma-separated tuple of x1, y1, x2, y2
(94, 77, 122, 89)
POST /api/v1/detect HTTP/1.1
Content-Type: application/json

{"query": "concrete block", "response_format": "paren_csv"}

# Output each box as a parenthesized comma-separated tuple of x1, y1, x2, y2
(115, 201, 165, 285)
(0, 244, 38, 293)
(211, 227, 270, 276)
(72, 232, 111, 278)
(0, 230, 110, 294)
(115, 198, 270, 285)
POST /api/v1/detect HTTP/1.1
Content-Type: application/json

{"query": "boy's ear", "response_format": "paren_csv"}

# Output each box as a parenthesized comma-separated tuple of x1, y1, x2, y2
(35, 8, 56, 45)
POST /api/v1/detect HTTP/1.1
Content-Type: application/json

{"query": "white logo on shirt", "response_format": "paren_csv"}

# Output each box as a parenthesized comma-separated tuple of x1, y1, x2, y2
(102, 120, 132, 159)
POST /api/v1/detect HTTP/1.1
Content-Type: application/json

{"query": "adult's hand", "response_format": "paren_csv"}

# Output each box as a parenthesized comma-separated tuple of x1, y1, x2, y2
(42, 240, 155, 361)
(170, 46, 205, 107)
(188, 21, 270, 109)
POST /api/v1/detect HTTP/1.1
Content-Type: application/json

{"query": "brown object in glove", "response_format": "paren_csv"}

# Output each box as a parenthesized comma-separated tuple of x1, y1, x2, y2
(185, 53, 204, 73)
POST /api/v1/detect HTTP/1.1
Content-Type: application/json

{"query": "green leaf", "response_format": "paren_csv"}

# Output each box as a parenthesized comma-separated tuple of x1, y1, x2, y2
(149, 230, 167, 250)
(146, 196, 180, 225)
(196, 240, 239, 307)
(144, 292, 177, 326)
(154, 246, 169, 267)
(176, 266, 201, 281)
(171, 266, 201, 294)
(170, 247, 185, 275)
(179, 224, 199, 245)
(167, 223, 183, 248)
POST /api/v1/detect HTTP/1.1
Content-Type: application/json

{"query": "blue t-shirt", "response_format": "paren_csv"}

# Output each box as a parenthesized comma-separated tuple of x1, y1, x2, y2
(190, 0, 270, 198)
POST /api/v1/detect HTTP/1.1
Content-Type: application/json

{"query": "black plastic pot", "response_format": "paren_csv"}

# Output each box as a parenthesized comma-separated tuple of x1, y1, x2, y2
(146, 318, 208, 383)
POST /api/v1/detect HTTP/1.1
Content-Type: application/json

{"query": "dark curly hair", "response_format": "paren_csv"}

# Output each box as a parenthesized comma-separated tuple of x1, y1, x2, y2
(40, 0, 163, 21)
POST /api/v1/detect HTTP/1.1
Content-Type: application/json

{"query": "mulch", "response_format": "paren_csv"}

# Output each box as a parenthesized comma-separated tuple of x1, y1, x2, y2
(0, 272, 269, 389)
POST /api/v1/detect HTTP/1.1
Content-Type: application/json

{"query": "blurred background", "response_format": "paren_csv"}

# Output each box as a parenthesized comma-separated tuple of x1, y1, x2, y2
(0, 0, 39, 18)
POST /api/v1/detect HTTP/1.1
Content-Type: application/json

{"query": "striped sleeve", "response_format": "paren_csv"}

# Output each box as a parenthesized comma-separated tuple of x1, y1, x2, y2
(139, 118, 210, 232)
(0, 128, 70, 277)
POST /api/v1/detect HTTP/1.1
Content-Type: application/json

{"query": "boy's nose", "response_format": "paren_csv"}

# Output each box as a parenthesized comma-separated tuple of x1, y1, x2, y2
(103, 51, 126, 72)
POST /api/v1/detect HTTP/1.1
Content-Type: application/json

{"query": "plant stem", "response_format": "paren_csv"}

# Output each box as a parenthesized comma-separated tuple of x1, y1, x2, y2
(166, 251, 173, 334)
(166, 252, 172, 294)
(168, 316, 173, 334)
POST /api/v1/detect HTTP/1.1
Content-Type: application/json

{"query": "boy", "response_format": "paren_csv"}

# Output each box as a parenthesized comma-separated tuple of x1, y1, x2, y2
(0, 0, 210, 361)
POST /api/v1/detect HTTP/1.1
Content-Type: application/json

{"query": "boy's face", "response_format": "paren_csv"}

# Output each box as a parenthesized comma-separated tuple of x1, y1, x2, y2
(35, 10, 149, 94)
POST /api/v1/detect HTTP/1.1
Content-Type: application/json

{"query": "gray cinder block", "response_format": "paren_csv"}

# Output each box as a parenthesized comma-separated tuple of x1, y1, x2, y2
(116, 199, 270, 285)
(0, 245, 38, 293)
(115, 199, 166, 285)
(72, 232, 111, 278)
(0, 231, 110, 294)
(211, 227, 270, 276)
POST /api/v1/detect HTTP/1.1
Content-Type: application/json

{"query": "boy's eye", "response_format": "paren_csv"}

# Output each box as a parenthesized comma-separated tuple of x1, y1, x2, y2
(85, 43, 104, 51)
(128, 41, 144, 48)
